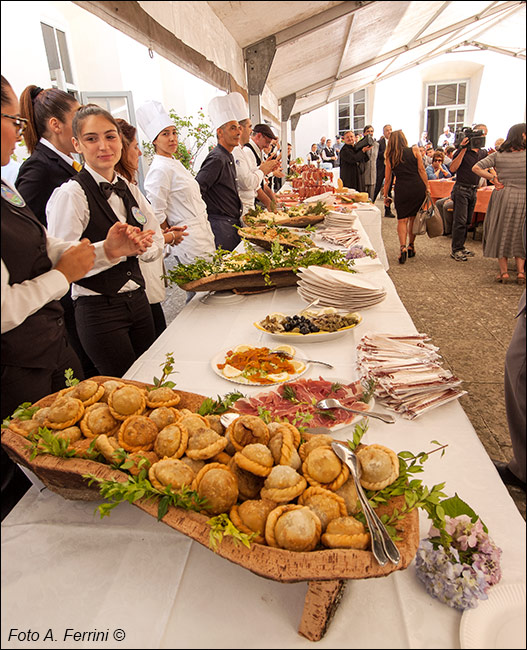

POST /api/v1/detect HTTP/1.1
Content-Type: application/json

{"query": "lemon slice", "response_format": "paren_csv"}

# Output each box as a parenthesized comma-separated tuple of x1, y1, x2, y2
(271, 343, 296, 356)
(267, 372, 290, 382)
(233, 344, 254, 354)
(222, 364, 243, 378)
(290, 360, 306, 373)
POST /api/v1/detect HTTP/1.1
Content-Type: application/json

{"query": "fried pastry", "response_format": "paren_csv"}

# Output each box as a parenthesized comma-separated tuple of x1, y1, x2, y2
(268, 428, 301, 469)
(149, 458, 195, 492)
(192, 463, 239, 515)
(94, 434, 121, 464)
(178, 413, 210, 437)
(108, 385, 146, 420)
(185, 428, 228, 460)
(302, 445, 350, 491)
(118, 415, 158, 452)
(145, 386, 181, 409)
(52, 425, 82, 444)
(60, 379, 104, 406)
(68, 437, 95, 458)
(204, 414, 224, 435)
(8, 418, 40, 438)
(80, 402, 120, 438)
(44, 397, 84, 430)
(298, 486, 347, 531)
(154, 423, 188, 459)
(260, 465, 307, 503)
(226, 415, 270, 451)
(180, 456, 206, 476)
(335, 478, 361, 515)
(356, 444, 399, 491)
(32, 407, 50, 425)
(228, 458, 265, 501)
(125, 450, 159, 477)
(265, 504, 321, 551)
(321, 516, 370, 549)
(267, 421, 301, 448)
(298, 434, 334, 461)
(148, 406, 180, 431)
(99, 379, 125, 403)
(229, 498, 276, 544)
(234, 443, 274, 477)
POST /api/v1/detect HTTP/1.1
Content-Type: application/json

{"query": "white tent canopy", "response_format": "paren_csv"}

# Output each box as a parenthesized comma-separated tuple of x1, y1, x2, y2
(74, 0, 525, 124)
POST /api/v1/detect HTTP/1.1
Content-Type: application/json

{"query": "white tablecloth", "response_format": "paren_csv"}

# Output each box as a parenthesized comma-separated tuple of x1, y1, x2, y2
(2, 213, 524, 649)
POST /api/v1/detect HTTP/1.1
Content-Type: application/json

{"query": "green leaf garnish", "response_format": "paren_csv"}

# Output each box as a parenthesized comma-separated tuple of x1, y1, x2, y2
(198, 392, 245, 416)
(64, 368, 80, 387)
(206, 513, 255, 551)
(2, 402, 40, 428)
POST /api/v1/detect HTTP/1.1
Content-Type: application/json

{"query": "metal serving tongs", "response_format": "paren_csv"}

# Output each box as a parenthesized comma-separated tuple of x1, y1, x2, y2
(331, 441, 400, 566)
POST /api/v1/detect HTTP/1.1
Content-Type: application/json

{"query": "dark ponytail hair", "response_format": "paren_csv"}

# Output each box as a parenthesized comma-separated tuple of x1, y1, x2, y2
(499, 123, 526, 152)
(19, 85, 78, 154)
(72, 103, 121, 139)
(1, 75, 12, 106)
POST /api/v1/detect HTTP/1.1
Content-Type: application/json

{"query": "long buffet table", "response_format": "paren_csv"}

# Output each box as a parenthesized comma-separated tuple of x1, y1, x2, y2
(1, 207, 525, 649)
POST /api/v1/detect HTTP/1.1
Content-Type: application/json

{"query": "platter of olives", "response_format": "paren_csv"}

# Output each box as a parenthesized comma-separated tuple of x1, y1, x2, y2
(254, 308, 362, 342)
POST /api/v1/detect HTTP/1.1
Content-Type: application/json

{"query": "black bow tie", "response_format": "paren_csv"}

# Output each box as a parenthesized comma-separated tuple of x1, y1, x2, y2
(99, 178, 128, 199)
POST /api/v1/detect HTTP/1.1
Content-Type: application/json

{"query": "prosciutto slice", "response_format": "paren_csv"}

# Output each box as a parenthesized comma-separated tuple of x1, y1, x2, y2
(234, 377, 369, 428)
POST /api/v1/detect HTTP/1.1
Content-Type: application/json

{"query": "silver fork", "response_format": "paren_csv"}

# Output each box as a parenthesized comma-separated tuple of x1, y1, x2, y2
(316, 397, 395, 424)
(270, 350, 334, 369)
(332, 441, 400, 566)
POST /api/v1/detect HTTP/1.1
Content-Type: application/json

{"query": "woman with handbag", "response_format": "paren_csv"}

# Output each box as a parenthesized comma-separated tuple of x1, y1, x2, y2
(384, 130, 430, 263)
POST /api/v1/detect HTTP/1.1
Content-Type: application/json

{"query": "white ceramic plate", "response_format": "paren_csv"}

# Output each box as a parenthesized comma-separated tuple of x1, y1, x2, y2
(253, 310, 362, 343)
(234, 376, 374, 430)
(460, 583, 526, 649)
(211, 344, 308, 386)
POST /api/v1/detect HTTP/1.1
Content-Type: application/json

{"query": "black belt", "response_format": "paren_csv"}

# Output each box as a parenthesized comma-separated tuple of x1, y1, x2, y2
(456, 183, 478, 189)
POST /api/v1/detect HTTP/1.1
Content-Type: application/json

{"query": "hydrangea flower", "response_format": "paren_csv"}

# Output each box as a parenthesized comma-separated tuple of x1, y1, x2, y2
(416, 515, 502, 610)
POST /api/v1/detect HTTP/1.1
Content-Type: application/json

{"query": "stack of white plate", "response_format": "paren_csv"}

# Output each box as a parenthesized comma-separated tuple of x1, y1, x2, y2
(297, 265, 386, 309)
(324, 209, 358, 228)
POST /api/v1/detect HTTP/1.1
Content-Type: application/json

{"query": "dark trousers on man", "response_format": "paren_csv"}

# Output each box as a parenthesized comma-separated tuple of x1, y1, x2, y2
(208, 214, 241, 251)
(451, 183, 477, 253)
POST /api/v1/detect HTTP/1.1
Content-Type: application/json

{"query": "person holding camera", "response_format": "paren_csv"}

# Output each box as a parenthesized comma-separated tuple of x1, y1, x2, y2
(339, 131, 371, 192)
(448, 124, 488, 262)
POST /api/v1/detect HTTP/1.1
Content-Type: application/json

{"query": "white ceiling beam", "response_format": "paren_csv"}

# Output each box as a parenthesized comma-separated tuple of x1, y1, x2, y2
(460, 41, 526, 59)
(325, 14, 355, 104)
(296, 0, 523, 97)
(273, 1, 374, 48)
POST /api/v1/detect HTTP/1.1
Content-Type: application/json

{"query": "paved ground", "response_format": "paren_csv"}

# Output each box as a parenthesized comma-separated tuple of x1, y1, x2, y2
(378, 199, 526, 519)
(160, 208, 526, 519)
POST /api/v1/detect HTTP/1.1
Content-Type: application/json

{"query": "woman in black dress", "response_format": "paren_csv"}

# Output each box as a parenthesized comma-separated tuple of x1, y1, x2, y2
(384, 130, 429, 263)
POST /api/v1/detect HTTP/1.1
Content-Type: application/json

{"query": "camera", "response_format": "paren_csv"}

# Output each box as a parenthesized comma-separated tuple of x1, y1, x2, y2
(355, 134, 374, 150)
(454, 127, 486, 149)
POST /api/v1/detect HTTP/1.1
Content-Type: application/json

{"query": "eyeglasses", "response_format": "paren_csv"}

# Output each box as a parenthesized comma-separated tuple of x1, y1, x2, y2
(1, 113, 28, 136)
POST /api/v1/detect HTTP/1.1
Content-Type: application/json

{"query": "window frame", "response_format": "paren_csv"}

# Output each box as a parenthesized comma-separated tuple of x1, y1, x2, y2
(337, 89, 368, 136)
(40, 21, 78, 96)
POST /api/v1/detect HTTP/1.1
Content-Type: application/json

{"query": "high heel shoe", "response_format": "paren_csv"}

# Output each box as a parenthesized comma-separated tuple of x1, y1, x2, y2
(398, 246, 407, 264)
(407, 243, 415, 258)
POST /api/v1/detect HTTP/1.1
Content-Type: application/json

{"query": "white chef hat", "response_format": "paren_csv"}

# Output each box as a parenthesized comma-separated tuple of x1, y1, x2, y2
(136, 100, 174, 142)
(208, 92, 248, 131)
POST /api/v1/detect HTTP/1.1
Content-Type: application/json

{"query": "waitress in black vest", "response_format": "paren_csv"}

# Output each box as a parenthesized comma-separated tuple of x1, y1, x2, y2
(46, 104, 164, 378)
(1, 76, 154, 517)
(16, 84, 98, 378)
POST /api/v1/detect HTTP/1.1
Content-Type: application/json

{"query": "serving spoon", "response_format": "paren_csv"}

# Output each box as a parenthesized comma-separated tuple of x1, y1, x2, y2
(331, 441, 400, 566)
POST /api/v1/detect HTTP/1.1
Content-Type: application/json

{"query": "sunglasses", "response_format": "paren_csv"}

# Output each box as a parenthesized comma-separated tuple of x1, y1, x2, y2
(1, 113, 28, 136)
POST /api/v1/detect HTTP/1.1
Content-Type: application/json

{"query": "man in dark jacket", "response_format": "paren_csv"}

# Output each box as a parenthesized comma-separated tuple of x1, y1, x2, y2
(339, 131, 370, 192)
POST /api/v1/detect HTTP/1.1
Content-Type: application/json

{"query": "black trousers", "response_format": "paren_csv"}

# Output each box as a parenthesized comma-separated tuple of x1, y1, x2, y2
(1, 334, 83, 520)
(208, 214, 241, 251)
(74, 289, 156, 378)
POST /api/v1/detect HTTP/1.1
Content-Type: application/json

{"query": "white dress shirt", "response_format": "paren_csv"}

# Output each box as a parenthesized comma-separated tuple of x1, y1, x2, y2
(143, 155, 215, 265)
(1, 179, 119, 334)
(233, 144, 265, 215)
(46, 165, 164, 299)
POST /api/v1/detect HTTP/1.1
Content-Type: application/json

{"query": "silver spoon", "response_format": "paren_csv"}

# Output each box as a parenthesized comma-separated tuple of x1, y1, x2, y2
(332, 442, 400, 566)
(270, 350, 334, 369)
(316, 397, 395, 424)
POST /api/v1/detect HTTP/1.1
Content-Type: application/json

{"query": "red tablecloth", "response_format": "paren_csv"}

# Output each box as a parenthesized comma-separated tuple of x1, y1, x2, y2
(429, 180, 494, 215)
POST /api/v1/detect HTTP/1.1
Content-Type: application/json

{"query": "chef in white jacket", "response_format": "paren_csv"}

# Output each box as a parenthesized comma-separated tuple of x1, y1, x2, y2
(136, 100, 215, 265)
(229, 94, 280, 216)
